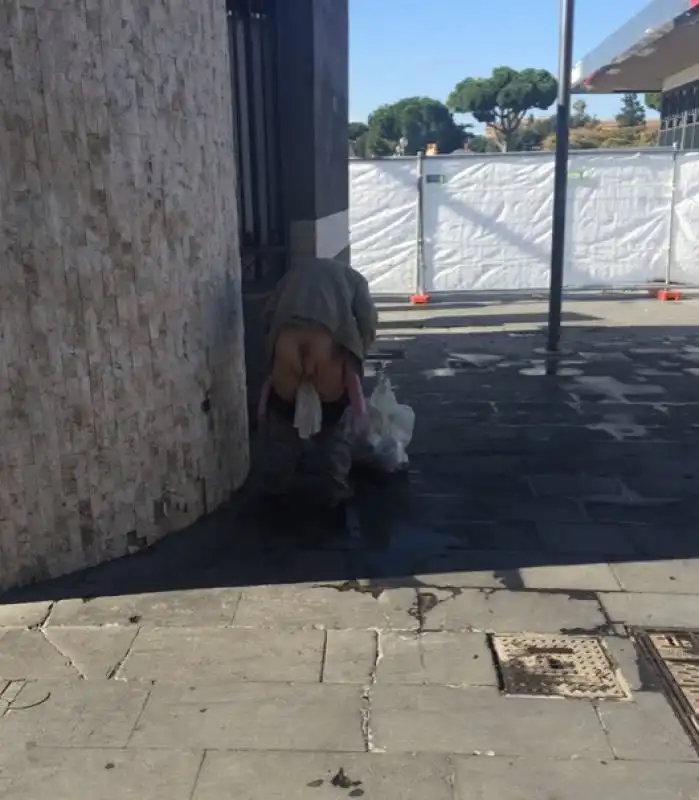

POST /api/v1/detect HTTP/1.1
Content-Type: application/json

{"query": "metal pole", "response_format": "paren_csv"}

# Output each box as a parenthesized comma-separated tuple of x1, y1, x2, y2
(665, 142, 680, 287)
(545, 0, 576, 365)
(415, 151, 426, 297)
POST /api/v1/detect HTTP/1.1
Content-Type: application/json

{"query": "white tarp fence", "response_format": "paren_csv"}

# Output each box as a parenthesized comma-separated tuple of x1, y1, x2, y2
(349, 150, 699, 294)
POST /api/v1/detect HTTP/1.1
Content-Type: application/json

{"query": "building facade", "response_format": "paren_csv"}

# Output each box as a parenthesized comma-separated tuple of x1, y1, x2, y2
(572, 0, 699, 149)
(0, 0, 349, 590)
(658, 68, 699, 148)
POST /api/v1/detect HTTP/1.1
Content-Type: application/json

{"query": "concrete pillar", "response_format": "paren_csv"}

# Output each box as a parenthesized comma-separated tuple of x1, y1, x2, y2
(277, 0, 349, 263)
(0, 0, 248, 590)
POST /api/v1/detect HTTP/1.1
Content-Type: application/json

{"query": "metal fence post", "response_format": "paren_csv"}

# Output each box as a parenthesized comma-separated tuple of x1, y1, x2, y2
(414, 151, 426, 299)
(545, 0, 575, 365)
(665, 142, 680, 287)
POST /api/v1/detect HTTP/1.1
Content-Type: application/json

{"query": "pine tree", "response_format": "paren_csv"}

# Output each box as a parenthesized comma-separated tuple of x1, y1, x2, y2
(616, 94, 646, 128)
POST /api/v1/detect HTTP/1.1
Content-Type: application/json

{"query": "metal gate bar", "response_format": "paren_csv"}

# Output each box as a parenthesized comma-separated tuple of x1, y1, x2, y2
(227, 0, 285, 289)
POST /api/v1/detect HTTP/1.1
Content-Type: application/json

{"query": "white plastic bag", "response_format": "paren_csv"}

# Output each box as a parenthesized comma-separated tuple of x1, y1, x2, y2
(353, 374, 415, 472)
(294, 380, 322, 439)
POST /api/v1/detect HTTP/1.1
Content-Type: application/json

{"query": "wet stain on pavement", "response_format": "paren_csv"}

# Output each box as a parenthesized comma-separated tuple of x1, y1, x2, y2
(331, 767, 363, 790)
(317, 580, 385, 599)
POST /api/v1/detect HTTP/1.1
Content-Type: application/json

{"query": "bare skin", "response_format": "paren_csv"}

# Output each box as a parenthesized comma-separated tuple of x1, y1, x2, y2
(271, 325, 347, 403)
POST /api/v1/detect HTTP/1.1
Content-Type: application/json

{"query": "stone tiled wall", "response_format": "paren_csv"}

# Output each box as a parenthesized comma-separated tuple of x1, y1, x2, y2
(0, 0, 249, 590)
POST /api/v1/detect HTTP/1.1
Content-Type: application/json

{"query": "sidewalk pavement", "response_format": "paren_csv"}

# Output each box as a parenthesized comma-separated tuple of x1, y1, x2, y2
(2, 293, 699, 798)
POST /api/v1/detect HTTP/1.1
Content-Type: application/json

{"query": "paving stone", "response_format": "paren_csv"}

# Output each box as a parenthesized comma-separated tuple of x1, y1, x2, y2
(49, 590, 241, 628)
(129, 683, 365, 751)
(119, 628, 324, 683)
(604, 636, 658, 693)
(518, 561, 621, 591)
(0, 748, 202, 800)
(487, 498, 590, 524)
(0, 602, 52, 628)
(377, 632, 497, 686)
(527, 475, 624, 497)
(453, 756, 699, 799)
(371, 685, 611, 757)
(43, 627, 139, 679)
(599, 592, 699, 628)
(611, 559, 699, 594)
(0, 680, 11, 714)
(192, 752, 453, 800)
(415, 554, 519, 589)
(536, 523, 637, 556)
(624, 526, 699, 558)
(0, 681, 149, 747)
(0, 630, 79, 681)
(419, 588, 607, 633)
(597, 691, 699, 762)
(323, 630, 377, 684)
(462, 522, 543, 553)
(233, 585, 417, 630)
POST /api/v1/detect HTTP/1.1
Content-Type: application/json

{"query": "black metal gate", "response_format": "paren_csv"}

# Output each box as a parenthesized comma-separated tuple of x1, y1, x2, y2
(227, 0, 286, 288)
(660, 80, 699, 149)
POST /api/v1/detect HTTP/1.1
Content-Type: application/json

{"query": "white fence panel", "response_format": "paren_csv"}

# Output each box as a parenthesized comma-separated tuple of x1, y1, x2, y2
(349, 159, 418, 294)
(566, 151, 674, 286)
(671, 151, 699, 284)
(349, 150, 692, 294)
(422, 155, 555, 291)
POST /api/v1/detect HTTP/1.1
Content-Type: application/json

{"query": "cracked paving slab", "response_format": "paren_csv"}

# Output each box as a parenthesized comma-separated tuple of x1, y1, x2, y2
(376, 631, 498, 686)
(453, 757, 699, 799)
(0, 681, 150, 748)
(0, 630, 81, 680)
(232, 584, 417, 630)
(0, 747, 203, 800)
(48, 589, 241, 628)
(413, 588, 608, 633)
(323, 630, 378, 684)
(117, 628, 326, 683)
(192, 752, 454, 800)
(610, 559, 699, 594)
(128, 683, 366, 751)
(0, 602, 53, 629)
(43, 627, 140, 680)
(599, 592, 699, 628)
(371, 685, 612, 758)
(597, 691, 699, 762)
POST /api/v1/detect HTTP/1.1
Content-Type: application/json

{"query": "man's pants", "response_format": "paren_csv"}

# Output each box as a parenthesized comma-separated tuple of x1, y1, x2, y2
(257, 398, 353, 507)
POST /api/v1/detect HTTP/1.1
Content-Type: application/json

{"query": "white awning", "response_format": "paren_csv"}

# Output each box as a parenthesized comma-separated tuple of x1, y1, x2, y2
(572, 0, 699, 93)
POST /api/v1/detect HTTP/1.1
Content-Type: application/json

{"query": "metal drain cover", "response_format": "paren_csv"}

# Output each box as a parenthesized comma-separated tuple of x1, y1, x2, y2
(492, 634, 628, 699)
(635, 629, 699, 753)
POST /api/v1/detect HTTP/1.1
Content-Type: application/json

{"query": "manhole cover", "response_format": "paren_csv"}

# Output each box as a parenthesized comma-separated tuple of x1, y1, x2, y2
(491, 634, 628, 699)
(634, 629, 699, 754)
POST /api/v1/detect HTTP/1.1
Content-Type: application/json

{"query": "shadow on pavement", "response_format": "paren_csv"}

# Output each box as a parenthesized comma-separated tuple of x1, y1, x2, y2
(4, 312, 699, 604)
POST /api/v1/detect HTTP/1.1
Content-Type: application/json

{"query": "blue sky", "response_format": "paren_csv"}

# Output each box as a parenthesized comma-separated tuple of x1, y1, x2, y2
(349, 0, 657, 124)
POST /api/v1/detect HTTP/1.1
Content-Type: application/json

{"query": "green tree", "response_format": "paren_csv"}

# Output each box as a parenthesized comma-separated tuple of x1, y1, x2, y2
(348, 122, 368, 141)
(447, 66, 557, 151)
(571, 99, 593, 128)
(348, 122, 369, 157)
(366, 96, 466, 156)
(616, 93, 646, 127)
(644, 92, 662, 112)
(466, 135, 500, 154)
(364, 126, 393, 157)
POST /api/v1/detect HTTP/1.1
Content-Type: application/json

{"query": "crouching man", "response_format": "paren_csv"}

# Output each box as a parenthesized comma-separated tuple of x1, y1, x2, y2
(257, 257, 378, 509)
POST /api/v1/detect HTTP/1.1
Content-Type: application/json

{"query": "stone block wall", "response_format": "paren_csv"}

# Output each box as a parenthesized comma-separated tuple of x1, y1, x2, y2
(0, 0, 248, 589)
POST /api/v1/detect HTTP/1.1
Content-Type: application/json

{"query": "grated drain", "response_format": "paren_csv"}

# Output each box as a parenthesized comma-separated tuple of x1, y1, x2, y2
(634, 629, 699, 754)
(491, 633, 629, 699)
